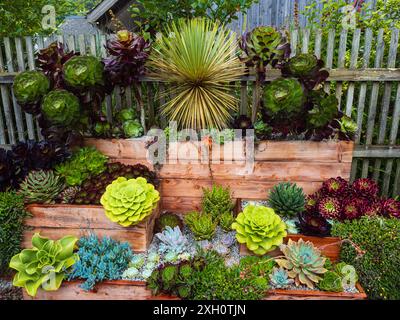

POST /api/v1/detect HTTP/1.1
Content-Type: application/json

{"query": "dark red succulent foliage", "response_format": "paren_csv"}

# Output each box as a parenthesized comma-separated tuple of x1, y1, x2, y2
(322, 177, 349, 196)
(104, 31, 151, 88)
(381, 199, 400, 218)
(342, 198, 361, 220)
(0, 149, 13, 191)
(37, 42, 78, 89)
(318, 196, 342, 220)
(72, 162, 158, 205)
(296, 211, 331, 237)
(352, 178, 379, 198)
(305, 192, 321, 212)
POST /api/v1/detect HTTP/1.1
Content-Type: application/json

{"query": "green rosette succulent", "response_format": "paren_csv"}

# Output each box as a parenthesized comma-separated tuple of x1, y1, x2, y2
(307, 90, 338, 128)
(264, 78, 305, 118)
(13, 71, 50, 104)
(9, 233, 79, 297)
(232, 205, 287, 255)
(100, 177, 160, 227)
(41, 90, 80, 126)
(63, 55, 104, 88)
(123, 120, 144, 138)
(184, 211, 217, 241)
(284, 53, 318, 77)
(275, 238, 328, 289)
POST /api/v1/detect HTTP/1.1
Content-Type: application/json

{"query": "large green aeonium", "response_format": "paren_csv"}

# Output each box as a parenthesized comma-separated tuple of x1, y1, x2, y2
(232, 205, 287, 255)
(13, 70, 50, 105)
(9, 233, 79, 297)
(100, 177, 160, 227)
(63, 55, 104, 88)
(42, 89, 80, 126)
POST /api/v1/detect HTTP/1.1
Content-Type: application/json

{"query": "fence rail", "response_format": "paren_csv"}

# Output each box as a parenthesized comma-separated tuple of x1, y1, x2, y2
(0, 27, 400, 196)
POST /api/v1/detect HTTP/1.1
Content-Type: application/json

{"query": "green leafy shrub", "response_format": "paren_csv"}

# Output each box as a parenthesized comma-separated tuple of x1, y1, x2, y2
(276, 238, 328, 289)
(13, 71, 50, 105)
(184, 211, 217, 241)
(100, 177, 160, 227)
(331, 216, 400, 300)
(232, 205, 287, 255)
(268, 182, 306, 218)
(18, 170, 65, 204)
(202, 185, 235, 221)
(263, 78, 305, 119)
(41, 89, 81, 126)
(63, 56, 104, 88)
(67, 234, 133, 291)
(0, 191, 29, 275)
(9, 233, 79, 297)
(55, 147, 108, 186)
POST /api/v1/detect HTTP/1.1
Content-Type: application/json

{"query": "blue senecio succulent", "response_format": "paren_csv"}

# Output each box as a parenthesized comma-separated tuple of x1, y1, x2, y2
(269, 267, 295, 289)
(67, 234, 133, 291)
(156, 226, 188, 255)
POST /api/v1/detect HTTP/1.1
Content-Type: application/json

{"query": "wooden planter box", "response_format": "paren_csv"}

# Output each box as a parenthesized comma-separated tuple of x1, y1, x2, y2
(84, 138, 354, 214)
(23, 279, 366, 300)
(23, 204, 159, 252)
(239, 234, 342, 262)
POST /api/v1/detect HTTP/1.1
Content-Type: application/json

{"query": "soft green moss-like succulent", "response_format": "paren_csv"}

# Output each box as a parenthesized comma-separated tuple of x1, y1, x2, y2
(9, 233, 79, 297)
(100, 177, 160, 227)
(18, 170, 65, 204)
(13, 71, 50, 105)
(276, 238, 328, 289)
(263, 78, 305, 119)
(41, 90, 81, 126)
(232, 205, 287, 255)
(184, 211, 217, 241)
(268, 182, 306, 218)
(63, 55, 104, 88)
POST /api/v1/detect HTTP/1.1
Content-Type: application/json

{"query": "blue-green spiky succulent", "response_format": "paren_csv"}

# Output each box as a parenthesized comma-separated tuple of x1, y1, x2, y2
(269, 267, 294, 289)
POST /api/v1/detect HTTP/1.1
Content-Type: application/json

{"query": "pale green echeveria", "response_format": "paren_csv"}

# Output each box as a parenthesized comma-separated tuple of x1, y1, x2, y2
(100, 177, 160, 227)
(13, 71, 50, 104)
(9, 233, 78, 297)
(232, 205, 287, 255)
(264, 78, 305, 118)
(63, 56, 104, 88)
(41, 90, 80, 126)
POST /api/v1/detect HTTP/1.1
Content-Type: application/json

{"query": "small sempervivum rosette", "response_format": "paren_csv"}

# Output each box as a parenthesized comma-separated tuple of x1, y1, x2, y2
(100, 177, 160, 227)
(232, 205, 287, 255)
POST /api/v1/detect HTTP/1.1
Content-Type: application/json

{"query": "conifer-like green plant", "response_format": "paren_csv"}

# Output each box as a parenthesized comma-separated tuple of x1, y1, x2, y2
(148, 18, 245, 129)
(184, 211, 217, 241)
(202, 185, 235, 221)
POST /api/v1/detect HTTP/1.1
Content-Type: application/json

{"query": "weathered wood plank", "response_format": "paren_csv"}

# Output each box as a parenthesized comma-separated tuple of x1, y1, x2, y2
(336, 29, 348, 110)
(324, 29, 336, 92)
(161, 196, 203, 213)
(345, 29, 361, 116)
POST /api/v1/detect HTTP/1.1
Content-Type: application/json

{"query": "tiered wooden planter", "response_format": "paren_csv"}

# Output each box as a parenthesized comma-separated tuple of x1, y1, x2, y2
(84, 138, 354, 213)
(23, 204, 160, 252)
(24, 280, 367, 300)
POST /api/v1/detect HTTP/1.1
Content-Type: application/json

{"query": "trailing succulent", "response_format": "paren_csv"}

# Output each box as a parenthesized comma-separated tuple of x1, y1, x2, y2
(268, 182, 306, 218)
(55, 147, 108, 187)
(0, 191, 29, 275)
(100, 177, 160, 227)
(73, 162, 158, 205)
(202, 185, 235, 221)
(232, 205, 287, 255)
(18, 170, 65, 204)
(276, 238, 328, 289)
(156, 226, 189, 256)
(9, 233, 79, 297)
(154, 212, 183, 233)
(184, 211, 217, 241)
(67, 235, 133, 291)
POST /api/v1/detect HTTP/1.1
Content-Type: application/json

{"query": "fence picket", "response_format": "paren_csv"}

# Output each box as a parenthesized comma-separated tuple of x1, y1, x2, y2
(336, 29, 348, 110)
(314, 29, 322, 59)
(362, 29, 385, 178)
(290, 29, 298, 57)
(324, 29, 336, 93)
(345, 29, 361, 116)
(301, 28, 310, 53)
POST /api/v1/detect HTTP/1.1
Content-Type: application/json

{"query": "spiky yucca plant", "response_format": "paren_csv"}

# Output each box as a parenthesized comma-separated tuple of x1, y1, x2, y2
(148, 18, 245, 129)
(19, 170, 65, 204)
(268, 182, 306, 218)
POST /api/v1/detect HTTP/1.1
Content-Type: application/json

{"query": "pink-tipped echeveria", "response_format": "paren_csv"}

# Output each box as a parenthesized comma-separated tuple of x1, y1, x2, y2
(232, 205, 287, 255)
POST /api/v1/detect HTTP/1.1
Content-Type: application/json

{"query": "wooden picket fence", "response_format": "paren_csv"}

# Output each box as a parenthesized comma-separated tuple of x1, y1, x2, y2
(0, 28, 400, 197)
